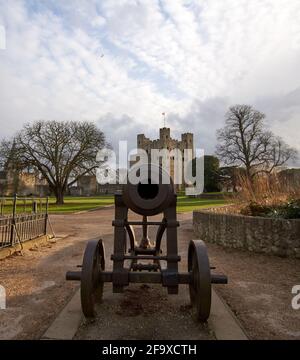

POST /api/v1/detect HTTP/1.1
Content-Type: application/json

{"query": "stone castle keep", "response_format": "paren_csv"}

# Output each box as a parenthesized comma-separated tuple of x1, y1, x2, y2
(136, 127, 194, 189)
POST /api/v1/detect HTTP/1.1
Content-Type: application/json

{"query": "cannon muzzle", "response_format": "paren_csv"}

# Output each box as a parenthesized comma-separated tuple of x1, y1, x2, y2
(122, 164, 175, 216)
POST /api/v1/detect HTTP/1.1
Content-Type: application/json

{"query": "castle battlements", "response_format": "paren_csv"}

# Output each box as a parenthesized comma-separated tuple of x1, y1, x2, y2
(137, 127, 194, 153)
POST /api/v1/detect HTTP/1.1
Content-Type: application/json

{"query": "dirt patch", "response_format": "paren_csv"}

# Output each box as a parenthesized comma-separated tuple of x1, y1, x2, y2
(116, 285, 168, 317)
(0, 241, 79, 339)
(0, 208, 114, 339)
(207, 243, 300, 340)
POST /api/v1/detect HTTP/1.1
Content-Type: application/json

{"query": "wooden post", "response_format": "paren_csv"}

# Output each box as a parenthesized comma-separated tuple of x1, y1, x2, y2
(44, 197, 49, 235)
(32, 201, 37, 214)
(10, 194, 17, 245)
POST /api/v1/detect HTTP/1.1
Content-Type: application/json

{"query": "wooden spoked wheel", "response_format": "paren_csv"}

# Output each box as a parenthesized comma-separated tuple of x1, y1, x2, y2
(188, 240, 211, 322)
(80, 239, 105, 318)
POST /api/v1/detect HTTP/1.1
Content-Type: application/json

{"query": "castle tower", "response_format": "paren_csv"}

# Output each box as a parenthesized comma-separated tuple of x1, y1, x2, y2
(135, 127, 195, 191)
(181, 133, 194, 149)
(159, 127, 171, 148)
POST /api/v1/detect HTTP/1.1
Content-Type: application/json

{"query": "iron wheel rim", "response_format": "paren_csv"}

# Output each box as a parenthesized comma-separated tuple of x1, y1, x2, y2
(188, 239, 212, 322)
(80, 239, 105, 318)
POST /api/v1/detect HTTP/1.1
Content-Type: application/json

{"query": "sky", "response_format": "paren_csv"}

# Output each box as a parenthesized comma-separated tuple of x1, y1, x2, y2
(0, 0, 300, 163)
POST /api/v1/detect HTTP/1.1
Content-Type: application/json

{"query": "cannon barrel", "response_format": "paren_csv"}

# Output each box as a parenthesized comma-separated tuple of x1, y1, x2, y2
(122, 163, 175, 216)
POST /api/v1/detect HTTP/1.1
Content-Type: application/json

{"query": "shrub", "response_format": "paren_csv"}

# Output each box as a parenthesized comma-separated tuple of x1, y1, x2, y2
(241, 200, 300, 219)
(232, 172, 300, 219)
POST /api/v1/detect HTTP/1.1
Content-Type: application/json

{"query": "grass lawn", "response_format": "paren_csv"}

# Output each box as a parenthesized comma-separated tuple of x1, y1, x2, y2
(50, 195, 228, 213)
(0, 196, 115, 215)
(1, 195, 228, 215)
(176, 195, 228, 212)
(48, 196, 115, 213)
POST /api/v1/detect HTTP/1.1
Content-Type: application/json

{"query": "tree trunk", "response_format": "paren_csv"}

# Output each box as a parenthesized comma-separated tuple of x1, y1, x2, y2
(246, 166, 254, 185)
(55, 188, 65, 205)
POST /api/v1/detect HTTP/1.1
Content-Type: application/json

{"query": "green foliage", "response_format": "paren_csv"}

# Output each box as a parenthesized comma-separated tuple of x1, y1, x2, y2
(268, 200, 300, 219)
(241, 200, 300, 219)
(204, 155, 220, 192)
(192, 155, 221, 193)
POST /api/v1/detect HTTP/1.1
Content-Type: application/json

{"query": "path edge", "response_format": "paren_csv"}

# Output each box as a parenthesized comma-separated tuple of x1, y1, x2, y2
(209, 288, 248, 340)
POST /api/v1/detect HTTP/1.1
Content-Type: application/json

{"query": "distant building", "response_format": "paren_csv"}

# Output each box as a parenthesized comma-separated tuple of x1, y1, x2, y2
(0, 167, 49, 196)
(70, 173, 122, 196)
(278, 168, 300, 187)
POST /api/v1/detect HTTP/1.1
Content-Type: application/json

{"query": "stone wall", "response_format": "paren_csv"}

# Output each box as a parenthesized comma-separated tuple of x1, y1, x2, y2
(193, 209, 300, 258)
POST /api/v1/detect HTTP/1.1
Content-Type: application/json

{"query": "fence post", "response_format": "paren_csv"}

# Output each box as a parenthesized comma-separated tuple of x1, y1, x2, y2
(32, 201, 37, 214)
(10, 193, 17, 245)
(44, 197, 49, 235)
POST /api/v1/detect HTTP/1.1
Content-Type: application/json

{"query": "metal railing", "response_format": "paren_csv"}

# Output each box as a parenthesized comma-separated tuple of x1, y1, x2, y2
(0, 195, 49, 249)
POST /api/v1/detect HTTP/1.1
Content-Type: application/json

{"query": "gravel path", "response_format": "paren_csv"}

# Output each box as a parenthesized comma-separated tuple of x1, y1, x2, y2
(0, 207, 299, 339)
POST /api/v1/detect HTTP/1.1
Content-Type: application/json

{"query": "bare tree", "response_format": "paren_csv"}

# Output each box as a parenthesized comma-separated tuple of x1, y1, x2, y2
(1, 120, 107, 204)
(216, 105, 297, 181)
(265, 136, 298, 174)
(0, 139, 21, 170)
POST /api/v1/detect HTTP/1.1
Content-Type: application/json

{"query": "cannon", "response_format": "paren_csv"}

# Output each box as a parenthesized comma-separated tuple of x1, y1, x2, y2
(66, 164, 227, 322)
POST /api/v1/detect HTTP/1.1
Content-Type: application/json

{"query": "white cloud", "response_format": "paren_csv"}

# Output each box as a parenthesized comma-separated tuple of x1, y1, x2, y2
(0, 0, 299, 158)
(0, 24, 5, 49)
(91, 16, 106, 28)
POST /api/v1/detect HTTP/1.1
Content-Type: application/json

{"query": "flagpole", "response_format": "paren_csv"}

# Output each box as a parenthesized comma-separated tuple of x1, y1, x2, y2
(162, 112, 166, 128)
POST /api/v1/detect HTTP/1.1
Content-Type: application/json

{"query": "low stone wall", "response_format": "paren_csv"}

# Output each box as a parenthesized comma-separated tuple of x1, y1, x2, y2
(193, 209, 300, 258)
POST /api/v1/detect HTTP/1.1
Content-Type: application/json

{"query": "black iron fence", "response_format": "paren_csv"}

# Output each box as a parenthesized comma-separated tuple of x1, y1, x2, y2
(0, 195, 49, 249)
